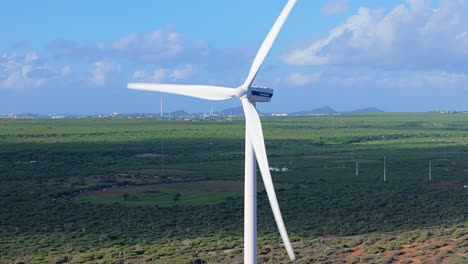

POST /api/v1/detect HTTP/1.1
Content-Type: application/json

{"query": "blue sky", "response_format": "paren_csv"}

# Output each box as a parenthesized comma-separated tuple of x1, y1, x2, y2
(1, 0, 467, 114)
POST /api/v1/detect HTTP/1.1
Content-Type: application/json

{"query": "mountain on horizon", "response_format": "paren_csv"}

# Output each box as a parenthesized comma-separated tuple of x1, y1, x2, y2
(169, 110, 191, 117)
(220, 106, 266, 116)
(220, 106, 244, 116)
(289, 106, 337, 116)
(349, 107, 384, 113)
(2, 106, 385, 119)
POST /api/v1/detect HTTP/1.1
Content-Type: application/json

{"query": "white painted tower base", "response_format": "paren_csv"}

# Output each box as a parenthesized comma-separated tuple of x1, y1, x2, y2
(244, 104, 257, 264)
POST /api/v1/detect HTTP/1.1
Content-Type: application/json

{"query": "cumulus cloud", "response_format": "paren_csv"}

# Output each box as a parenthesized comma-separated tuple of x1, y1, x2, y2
(132, 64, 194, 82)
(0, 51, 118, 90)
(49, 28, 210, 65)
(133, 68, 167, 82)
(0, 51, 66, 90)
(49, 40, 106, 60)
(60, 66, 72, 77)
(91, 61, 120, 86)
(111, 30, 185, 63)
(282, 69, 468, 90)
(169, 64, 194, 80)
(47, 27, 254, 73)
(284, 0, 468, 70)
(286, 72, 321, 86)
(388, 71, 468, 89)
(321, 0, 349, 16)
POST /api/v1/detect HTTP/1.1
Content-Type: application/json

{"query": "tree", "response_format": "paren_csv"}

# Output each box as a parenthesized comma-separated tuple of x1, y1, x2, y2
(173, 193, 181, 204)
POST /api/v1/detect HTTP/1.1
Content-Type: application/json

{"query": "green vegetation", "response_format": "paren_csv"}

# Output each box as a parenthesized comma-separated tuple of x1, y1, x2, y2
(76, 180, 246, 206)
(0, 113, 467, 263)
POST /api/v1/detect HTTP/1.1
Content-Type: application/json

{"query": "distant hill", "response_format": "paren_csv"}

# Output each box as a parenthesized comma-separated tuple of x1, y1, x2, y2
(169, 110, 191, 117)
(1, 106, 385, 119)
(220, 106, 266, 116)
(349, 107, 384, 113)
(289, 106, 337, 116)
(220, 106, 244, 116)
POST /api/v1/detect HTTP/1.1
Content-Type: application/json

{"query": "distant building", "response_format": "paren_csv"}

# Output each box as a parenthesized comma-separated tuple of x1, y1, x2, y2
(269, 166, 289, 173)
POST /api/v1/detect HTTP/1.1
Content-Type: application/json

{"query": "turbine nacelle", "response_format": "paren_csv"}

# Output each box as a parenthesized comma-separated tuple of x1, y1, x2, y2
(234, 86, 274, 103)
(247, 86, 273, 103)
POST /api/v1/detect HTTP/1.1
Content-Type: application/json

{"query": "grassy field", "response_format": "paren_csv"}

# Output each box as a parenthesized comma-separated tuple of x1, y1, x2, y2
(0, 113, 467, 263)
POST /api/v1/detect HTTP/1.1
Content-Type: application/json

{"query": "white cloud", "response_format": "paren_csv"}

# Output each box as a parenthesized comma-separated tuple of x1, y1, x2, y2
(91, 61, 119, 86)
(132, 69, 166, 82)
(25, 52, 39, 62)
(149, 68, 167, 82)
(284, 69, 468, 90)
(0, 51, 119, 90)
(132, 64, 194, 82)
(112, 29, 184, 63)
(391, 71, 468, 89)
(48, 27, 254, 74)
(321, 0, 349, 16)
(284, 0, 468, 70)
(169, 64, 193, 81)
(286, 72, 321, 86)
(0, 52, 60, 90)
(49, 28, 210, 66)
(60, 66, 71, 77)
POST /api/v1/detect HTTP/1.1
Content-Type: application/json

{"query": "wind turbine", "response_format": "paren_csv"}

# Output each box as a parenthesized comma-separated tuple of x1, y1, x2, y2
(128, 0, 297, 262)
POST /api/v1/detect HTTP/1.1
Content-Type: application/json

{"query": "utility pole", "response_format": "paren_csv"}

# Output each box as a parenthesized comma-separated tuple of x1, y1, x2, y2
(383, 156, 387, 182)
(355, 161, 359, 176)
(161, 139, 164, 176)
(429, 160, 432, 182)
(160, 97, 163, 117)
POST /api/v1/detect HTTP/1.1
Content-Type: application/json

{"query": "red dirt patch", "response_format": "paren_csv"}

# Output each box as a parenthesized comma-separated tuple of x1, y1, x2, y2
(344, 238, 462, 264)
(345, 244, 365, 262)
(439, 239, 454, 251)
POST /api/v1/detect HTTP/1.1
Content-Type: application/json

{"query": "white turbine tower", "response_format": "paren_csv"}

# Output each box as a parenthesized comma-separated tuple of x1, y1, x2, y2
(128, 0, 297, 262)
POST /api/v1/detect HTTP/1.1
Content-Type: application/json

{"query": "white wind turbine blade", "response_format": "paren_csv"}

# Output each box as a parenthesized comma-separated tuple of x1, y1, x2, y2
(241, 0, 296, 89)
(241, 98, 295, 261)
(128, 83, 236, 101)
